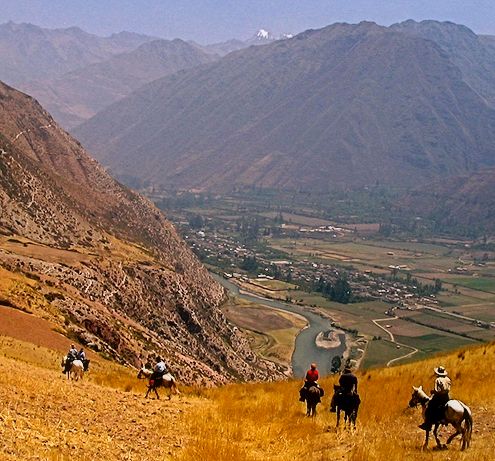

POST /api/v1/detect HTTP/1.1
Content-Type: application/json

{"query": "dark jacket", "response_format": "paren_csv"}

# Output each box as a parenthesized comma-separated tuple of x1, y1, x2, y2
(339, 371, 358, 394)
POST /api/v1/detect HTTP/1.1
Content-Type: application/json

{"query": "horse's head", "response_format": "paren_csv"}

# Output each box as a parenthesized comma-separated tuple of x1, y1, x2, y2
(409, 385, 428, 408)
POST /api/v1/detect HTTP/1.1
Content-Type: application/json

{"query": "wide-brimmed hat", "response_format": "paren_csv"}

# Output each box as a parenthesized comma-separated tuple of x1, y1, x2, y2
(434, 366, 448, 377)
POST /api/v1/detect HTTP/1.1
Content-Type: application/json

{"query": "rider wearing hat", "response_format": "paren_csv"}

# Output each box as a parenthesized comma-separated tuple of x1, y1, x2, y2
(330, 365, 359, 412)
(419, 365, 452, 430)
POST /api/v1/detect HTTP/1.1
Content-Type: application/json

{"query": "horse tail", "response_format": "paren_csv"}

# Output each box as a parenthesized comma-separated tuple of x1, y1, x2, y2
(462, 405, 473, 448)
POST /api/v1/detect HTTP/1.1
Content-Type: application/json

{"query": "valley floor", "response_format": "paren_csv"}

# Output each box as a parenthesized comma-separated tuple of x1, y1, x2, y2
(1, 334, 495, 460)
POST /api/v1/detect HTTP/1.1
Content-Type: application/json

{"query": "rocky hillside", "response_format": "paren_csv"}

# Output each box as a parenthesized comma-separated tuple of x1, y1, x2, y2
(400, 167, 495, 234)
(0, 22, 155, 85)
(20, 39, 219, 128)
(74, 21, 495, 192)
(391, 20, 495, 108)
(0, 80, 281, 384)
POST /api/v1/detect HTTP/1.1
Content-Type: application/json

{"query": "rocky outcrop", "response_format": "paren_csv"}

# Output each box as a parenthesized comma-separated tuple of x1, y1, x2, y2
(0, 80, 282, 384)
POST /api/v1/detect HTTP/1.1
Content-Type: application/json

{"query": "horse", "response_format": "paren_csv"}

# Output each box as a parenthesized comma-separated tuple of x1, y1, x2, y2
(332, 385, 360, 427)
(304, 385, 322, 417)
(137, 366, 152, 380)
(409, 385, 473, 451)
(61, 356, 84, 381)
(145, 372, 180, 400)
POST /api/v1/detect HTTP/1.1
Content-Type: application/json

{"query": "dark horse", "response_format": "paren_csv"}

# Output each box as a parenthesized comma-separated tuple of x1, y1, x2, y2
(304, 385, 322, 417)
(332, 385, 360, 427)
(409, 386, 472, 451)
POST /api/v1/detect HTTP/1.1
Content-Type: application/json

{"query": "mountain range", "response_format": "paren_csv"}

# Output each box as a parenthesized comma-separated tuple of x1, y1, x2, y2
(20, 38, 218, 128)
(0, 80, 280, 384)
(0, 21, 156, 85)
(74, 20, 495, 192)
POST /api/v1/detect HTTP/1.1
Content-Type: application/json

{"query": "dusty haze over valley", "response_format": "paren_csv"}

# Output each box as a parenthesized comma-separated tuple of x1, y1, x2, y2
(1, 2, 495, 459)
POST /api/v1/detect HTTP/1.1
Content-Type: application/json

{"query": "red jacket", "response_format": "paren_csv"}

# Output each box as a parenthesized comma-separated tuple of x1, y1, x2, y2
(305, 369, 319, 382)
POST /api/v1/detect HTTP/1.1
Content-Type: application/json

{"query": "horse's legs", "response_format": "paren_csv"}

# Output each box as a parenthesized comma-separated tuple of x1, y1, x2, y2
(336, 408, 341, 427)
(433, 424, 443, 449)
(145, 386, 151, 398)
(171, 381, 180, 396)
(447, 423, 461, 445)
(154, 387, 160, 399)
(422, 429, 430, 451)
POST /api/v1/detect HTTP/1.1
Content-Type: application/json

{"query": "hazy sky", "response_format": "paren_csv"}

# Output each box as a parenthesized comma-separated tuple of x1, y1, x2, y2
(1, 0, 494, 44)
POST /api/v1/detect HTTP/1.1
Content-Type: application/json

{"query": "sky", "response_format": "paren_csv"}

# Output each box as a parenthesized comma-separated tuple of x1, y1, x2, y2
(1, 0, 494, 44)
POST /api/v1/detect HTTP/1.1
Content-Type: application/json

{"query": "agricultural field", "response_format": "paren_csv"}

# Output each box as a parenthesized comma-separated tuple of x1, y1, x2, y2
(361, 339, 407, 368)
(153, 192, 495, 370)
(222, 297, 306, 368)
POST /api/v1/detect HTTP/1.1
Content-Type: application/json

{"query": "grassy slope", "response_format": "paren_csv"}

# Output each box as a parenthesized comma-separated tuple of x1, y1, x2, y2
(1, 331, 494, 460)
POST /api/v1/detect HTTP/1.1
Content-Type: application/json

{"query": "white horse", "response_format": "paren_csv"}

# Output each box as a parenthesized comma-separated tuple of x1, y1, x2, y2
(61, 356, 85, 381)
(409, 385, 473, 450)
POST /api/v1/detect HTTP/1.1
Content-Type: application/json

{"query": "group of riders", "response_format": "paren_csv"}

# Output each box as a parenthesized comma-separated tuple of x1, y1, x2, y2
(299, 361, 452, 430)
(299, 362, 360, 411)
(64, 342, 453, 431)
(64, 344, 90, 372)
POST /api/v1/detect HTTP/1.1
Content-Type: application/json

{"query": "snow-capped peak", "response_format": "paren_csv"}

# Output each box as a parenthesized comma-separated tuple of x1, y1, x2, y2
(256, 29, 272, 40)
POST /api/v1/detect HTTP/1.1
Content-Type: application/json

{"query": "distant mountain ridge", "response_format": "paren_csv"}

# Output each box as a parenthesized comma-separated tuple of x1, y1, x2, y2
(0, 22, 156, 85)
(74, 20, 495, 192)
(391, 19, 495, 107)
(21, 38, 218, 128)
(0, 80, 280, 384)
(200, 28, 291, 56)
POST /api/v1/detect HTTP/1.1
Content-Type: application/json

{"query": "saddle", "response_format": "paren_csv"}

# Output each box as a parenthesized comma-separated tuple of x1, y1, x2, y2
(334, 386, 360, 407)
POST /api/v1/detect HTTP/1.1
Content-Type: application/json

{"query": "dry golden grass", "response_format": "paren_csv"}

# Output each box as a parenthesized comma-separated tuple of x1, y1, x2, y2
(176, 343, 495, 461)
(0, 337, 201, 460)
(1, 334, 494, 460)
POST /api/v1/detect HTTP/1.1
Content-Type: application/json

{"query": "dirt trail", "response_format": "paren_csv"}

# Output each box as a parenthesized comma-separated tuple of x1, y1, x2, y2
(0, 354, 200, 460)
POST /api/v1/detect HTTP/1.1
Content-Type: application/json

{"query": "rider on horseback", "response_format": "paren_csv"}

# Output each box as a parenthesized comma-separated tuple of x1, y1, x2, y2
(149, 355, 168, 385)
(77, 347, 90, 371)
(64, 344, 79, 374)
(330, 365, 359, 412)
(67, 344, 78, 361)
(299, 363, 324, 402)
(418, 365, 452, 431)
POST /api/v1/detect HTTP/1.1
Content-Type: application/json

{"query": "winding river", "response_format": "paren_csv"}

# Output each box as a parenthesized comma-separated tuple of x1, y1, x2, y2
(211, 274, 346, 378)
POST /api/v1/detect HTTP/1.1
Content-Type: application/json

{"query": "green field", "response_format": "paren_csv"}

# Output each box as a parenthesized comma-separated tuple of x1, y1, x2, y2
(394, 333, 476, 354)
(361, 339, 407, 368)
(155, 191, 495, 370)
(450, 277, 495, 293)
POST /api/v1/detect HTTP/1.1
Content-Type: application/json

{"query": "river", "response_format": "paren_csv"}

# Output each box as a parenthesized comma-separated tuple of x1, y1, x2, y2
(211, 273, 346, 378)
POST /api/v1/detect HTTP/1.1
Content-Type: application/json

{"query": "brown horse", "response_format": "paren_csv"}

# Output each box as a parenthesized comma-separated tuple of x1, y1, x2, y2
(144, 373, 180, 400)
(305, 385, 322, 417)
(409, 386, 473, 451)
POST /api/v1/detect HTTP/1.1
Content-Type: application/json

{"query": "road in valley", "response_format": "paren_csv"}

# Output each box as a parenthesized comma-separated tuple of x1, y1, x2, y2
(371, 316, 419, 366)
